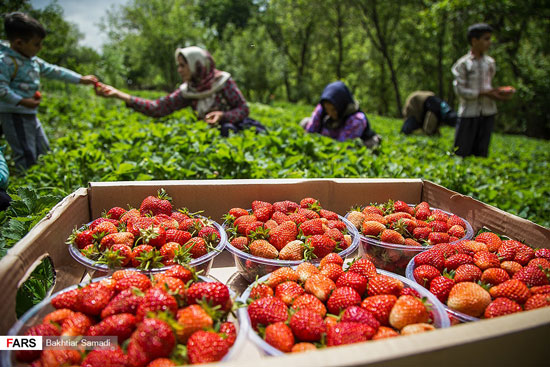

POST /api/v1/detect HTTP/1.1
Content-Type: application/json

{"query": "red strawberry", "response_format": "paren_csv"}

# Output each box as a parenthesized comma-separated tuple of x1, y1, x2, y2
(101, 288, 143, 318)
(367, 274, 404, 297)
(429, 275, 455, 303)
(250, 283, 274, 300)
(512, 265, 550, 287)
(300, 218, 325, 236)
(414, 201, 430, 212)
(475, 232, 502, 252)
(430, 220, 449, 233)
(326, 286, 361, 314)
(348, 258, 377, 279)
(428, 232, 450, 245)
(271, 211, 291, 224)
(300, 197, 320, 209)
(187, 330, 230, 364)
(415, 250, 445, 271)
(319, 253, 344, 269)
(61, 312, 93, 336)
(175, 304, 213, 343)
(234, 214, 257, 234)
(361, 295, 397, 326)
(249, 239, 278, 259)
(291, 293, 327, 317)
(527, 285, 550, 295)
(385, 212, 413, 224)
(524, 293, 550, 310)
(444, 253, 474, 270)
(514, 244, 535, 265)
(415, 209, 431, 221)
(393, 200, 410, 213)
(453, 264, 482, 283)
(16, 323, 60, 362)
(87, 313, 137, 341)
(41, 350, 81, 367)
(497, 240, 522, 261)
(400, 288, 421, 298)
(326, 322, 376, 346)
(186, 282, 231, 311)
(447, 282, 491, 317)
(252, 200, 272, 211)
(480, 268, 510, 286)
(320, 263, 344, 282)
(127, 318, 176, 366)
(220, 321, 237, 347)
(430, 210, 449, 222)
(500, 260, 523, 276)
(248, 296, 289, 330)
(273, 200, 300, 214)
(363, 205, 384, 216)
(51, 289, 79, 310)
(184, 237, 209, 258)
(336, 271, 368, 296)
(447, 215, 466, 229)
(372, 326, 399, 340)
(389, 295, 429, 330)
(380, 229, 405, 244)
(230, 236, 249, 251)
(489, 279, 530, 304)
(484, 297, 522, 318)
(448, 225, 465, 239)
(413, 226, 432, 240)
(269, 221, 298, 250)
(413, 265, 440, 287)
(120, 209, 141, 224)
(289, 212, 308, 225)
(305, 235, 336, 259)
(289, 308, 326, 342)
(228, 207, 249, 218)
(267, 267, 299, 288)
(139, 225, 167, 249)
(265, 322, 295, 352)
(171, 210, 189, 225)
(297, 208, 319, 220)
(529, 258, 550, 270)
(535, 248, 550, 261)
(69, 228, 94, 249)
(165, 229, 192, 245)
(153, 276, 186, 295)
(340, 305, 380, 330)
(139, 190, 172, 216)
(362, 221, 386, 236)
(320, 209, 339, 220)
(136, 288, 178, 321)
(275, 281, 305, 305)
(90, 217, 120, 230)
(254, 206, 274, 222)
(304, 274, 336, 302)
(291, 342, 317, 353)
(77, 282, 114, 316)
(80, 348, 127, 367)
(115, 272, 152, 293)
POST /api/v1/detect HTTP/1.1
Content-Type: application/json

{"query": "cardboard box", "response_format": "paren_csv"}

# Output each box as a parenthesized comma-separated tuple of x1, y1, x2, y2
(0, 179, 548, 366)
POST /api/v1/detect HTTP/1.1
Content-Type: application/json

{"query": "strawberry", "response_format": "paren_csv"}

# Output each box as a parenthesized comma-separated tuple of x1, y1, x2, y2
(448, 225, 466, 239)
(81, 348, 128, 367)
(447, 282, 491, 317)
(291, 293, 327, 317)
(372, 326, 399, 340)
(400, 287, 421, 298)
(500, 261, 523, 276)
(121, 208, 141, 224)
(336, 272, 368, 296)
(291, 343, 317, 353)
(249, 239, 278, 259)
(340, 305, 381, 330)
(512, 265, 550, 287)
(413, 265, 440, 287)
(484, 297, 522, 318)
(101, 288, 143, 318)
(41, 350, 81, 367)
(379, 229, 405, 244)
(324, 314, 339, 328)
(413, 226, 432, 240)
(127, 318, 176, 366)
(362, 221, 386, 236)
(447, 215, 466, 229)
(393, 200, 410, 213)
(363, 213, 388, 225)
(273, 200, 300, 214)
(248, 296, 288, 330)
(514, 244, 536, 265)
(136, 288, 178, 321)
(497, 240, 522, 261)
(414, 201, 430, 212)
(527, 285, 550, 295)
(16, 323, 60, 362)
(444, 253, 474, 270)
(267, 267, 299, 288)
(278, 240, 304, 260)
(68, 228, 94, 249)
(320, 263, 344, 282)
(428, 232, 450, 245)
(429, 275, 455, 303)
(153, 215, 179, 230)
(153, 276, 186, 295)
(347, 211, 366, 229)
(535, 248, 550, 261)
(305, 235, 336, 259)
(326, 286, 361, 314)
(139, 190, 172, 216)
(228, 207, 249, 218)
(183, 237, 208, 258)
(300, 197, 320, 209)
(326, 322, 376, 346)
(275, 281, 305, 305)
(385, 212, 413, 224)
(289, 212, 308, 225)
(290, 263, 316, 284)
(43, 308, 74, 325)
(529, 258, 550, 270)
(489, 279, 531, 304)
(348, 258, 377, 279)
(51, 289, 79, 310)
(230, 236, 249, 251)
(234, 214, 257, 234)
(367, 274, 404, 297)
(325, 228, 344, 244)
(171, 210, 189, 224)
(87, 313, 137, 341)
(454, 264, 482, 283)
(363, 205, 384, 216)
(116, 272, 152, 293)
(415, 209, 431, 221)
(415, 250, 445, 271)
(187, 330, 230, 364)
(61, 312, 93, 336)
(220, 321, 237, 347)
(389, 295, 429, 330)
(250, 283, 274, 300)
(179, 218, 203, 234)
(139, 225, 167, 249)
(269, 221, 298, 250)
(481, 268, 510, 286)
(77, 282, 114, 316)
(90, 217, 120, 230)
(319, 253, 344, 269)
(271, 211, 291, 224)
(300, 218, 325, 236)
(265, 322, 295, 352)
(175, 304, 213, 343)
(304, 274, 336, 302)
(524, 293, 550, 310)
(320, 209, 339, 220)
(475, 232, 502, 252)
(430, 220, 449, 233)
(186, 282, 231, 311)
(430, 210, 449, 222)
(400, 323, 436, 335)
(92, 221, 119, 241)
(252, 199, 273, 212)
(165, 229, 192, 245)
(297, 208, 319, 220)
(290, 308, 326, 342)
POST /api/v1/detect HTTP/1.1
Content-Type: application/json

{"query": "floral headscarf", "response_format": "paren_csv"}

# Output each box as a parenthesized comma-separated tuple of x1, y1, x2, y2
(175, 46, 230, 95)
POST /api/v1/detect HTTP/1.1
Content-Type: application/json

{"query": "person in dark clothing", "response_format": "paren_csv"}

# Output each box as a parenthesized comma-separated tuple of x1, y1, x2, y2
(0, 146, 11, 211)
(301, 81, 381, 149)
(401, 90, 457, 135)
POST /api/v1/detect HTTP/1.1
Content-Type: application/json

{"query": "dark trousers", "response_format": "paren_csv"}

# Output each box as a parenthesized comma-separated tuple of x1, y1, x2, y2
(401, 116, 421, 135)
(454, 115, 495, 157)
(219, 117, 267, 137)
(0, 189, 11, 211)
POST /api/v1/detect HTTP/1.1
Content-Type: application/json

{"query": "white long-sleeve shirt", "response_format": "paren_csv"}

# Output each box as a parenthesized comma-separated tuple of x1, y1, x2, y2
(452, 51, 497, 117)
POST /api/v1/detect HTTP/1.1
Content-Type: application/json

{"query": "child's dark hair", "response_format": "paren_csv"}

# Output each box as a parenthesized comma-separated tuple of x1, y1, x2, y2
(467, 23, 492, 45)
(4, 12, 46, 41)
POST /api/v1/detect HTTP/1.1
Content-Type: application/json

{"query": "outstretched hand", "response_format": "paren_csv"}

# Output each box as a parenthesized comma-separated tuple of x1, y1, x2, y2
(80, 75, 99, 85)
(205, 111, 224, 125)
(94, 83, 131, 102)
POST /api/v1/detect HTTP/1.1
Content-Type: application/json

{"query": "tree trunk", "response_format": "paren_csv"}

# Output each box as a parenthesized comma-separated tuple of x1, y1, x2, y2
(437, 11, 447, 99)
(335, 4, 344, 79)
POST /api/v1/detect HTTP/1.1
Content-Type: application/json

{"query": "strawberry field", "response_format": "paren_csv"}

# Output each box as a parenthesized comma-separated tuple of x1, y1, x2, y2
(1, 85, 549, 254)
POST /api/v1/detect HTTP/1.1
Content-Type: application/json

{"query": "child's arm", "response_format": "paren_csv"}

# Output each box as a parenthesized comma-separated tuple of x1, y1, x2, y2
(207, 79, 249, 125)
(0, 63, 25, 107)
(0, 148, 9, 191)
(452, 62, 482, 100)
(304, 104, 324, 133)
(37, 58, 97, 85)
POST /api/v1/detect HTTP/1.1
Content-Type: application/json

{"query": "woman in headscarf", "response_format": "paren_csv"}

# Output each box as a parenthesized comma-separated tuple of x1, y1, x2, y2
(301, 81, 381, 148)
(95, 46, 265, 136)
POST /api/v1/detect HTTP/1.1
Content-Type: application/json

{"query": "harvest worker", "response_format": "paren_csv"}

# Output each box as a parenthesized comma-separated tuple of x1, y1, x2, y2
(400, 90, 457, 135)
(301, 81, 382, 149)
(451, 23, 515, 157)
(95, 46, 266, 137)
(0, 12, 98, 170)
(0, 146, 11, 211)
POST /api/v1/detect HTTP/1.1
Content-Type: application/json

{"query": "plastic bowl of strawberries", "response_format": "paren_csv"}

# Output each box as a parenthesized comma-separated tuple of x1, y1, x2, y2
(2, 267, 247, 366)
(346, 200, 473, 276)
(237, 253, 450, 356)
(67, 190, 227, 275)
(405, 232, 550, 325)
(223, 198, 360, 283)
